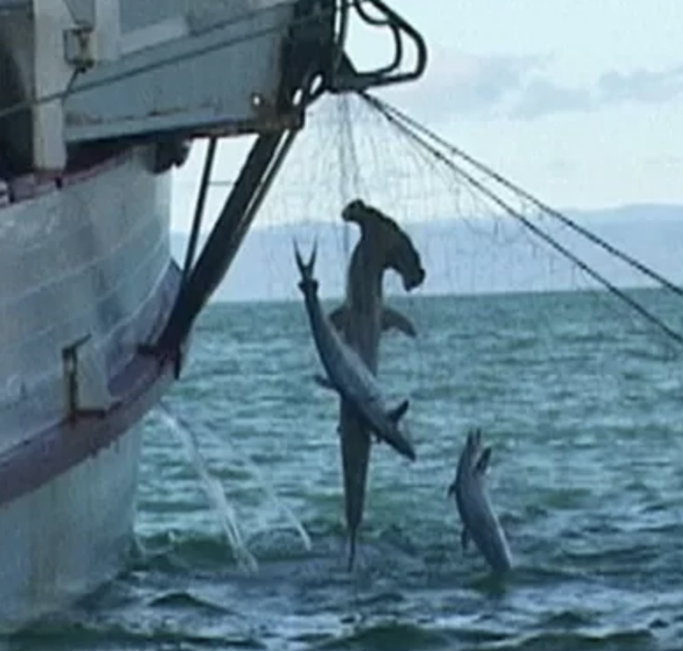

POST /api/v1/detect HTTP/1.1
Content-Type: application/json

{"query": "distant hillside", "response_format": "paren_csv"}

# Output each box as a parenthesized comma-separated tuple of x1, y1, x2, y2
(170, 203, 683, 302)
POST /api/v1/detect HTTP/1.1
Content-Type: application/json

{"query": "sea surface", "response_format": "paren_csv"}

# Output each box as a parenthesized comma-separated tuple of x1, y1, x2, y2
(11, 288, 683, 650)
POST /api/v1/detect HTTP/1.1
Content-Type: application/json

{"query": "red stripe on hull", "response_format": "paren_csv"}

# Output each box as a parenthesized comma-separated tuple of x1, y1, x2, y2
(0, 151, 134, 208)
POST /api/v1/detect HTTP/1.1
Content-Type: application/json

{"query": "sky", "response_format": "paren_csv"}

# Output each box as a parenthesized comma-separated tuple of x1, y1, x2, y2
(170, 0, 683, 233)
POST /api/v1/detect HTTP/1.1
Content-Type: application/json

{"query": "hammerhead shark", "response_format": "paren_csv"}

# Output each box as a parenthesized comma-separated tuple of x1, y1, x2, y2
(325, 199, 426, 570)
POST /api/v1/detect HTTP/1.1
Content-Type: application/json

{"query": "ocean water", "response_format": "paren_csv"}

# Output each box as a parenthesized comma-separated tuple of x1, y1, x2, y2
(12, 288, 683, 650)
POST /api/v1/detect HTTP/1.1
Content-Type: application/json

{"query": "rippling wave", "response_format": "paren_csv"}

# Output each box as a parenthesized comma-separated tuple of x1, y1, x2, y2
(8, 289, 683, 650)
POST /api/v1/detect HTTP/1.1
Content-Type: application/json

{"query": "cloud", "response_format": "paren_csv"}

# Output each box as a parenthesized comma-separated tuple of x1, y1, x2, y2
(380, 48, 683, 121)
(512, 80, 592, 119)
(512, 65, 683, 119)
(379, 48, 548, 121)
(597, 67, 683, 105)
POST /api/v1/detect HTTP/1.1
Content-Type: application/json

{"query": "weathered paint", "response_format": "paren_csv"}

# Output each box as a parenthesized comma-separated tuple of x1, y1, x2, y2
(0, 145, 179, 631)
(2, 419, 143, 632)
(63, 1, 301, 142)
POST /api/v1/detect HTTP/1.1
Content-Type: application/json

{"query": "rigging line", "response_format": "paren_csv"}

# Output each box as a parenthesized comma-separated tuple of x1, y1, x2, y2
(0, 0, 368, 124)
(372, 101, 683, 349)
(339, 96, 365, 258)
(337, 95, 351, 259)
(345, 99, 363, 197)
(363, 93, 683, 303)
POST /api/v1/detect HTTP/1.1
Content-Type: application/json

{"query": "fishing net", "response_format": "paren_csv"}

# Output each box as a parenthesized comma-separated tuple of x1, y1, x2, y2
(211, 88, 683, 413)
(210, 92, 683, 345)
(169, 89, 683, 569)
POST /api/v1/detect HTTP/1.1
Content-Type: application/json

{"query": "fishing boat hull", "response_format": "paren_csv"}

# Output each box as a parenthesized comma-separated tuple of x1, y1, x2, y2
(0, 146, 179, 632)
(0, 416, 145, 631)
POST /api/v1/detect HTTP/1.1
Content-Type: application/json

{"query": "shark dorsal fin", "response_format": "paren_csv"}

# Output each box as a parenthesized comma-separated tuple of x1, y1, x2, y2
(474, 428, 483, 448)
(388, 399, 409, 423)
(466, 428, 481, 451)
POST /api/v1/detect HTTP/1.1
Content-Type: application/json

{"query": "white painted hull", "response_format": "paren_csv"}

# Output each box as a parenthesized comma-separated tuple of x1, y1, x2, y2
(0, 424, 143, 633)
(0, 146, 180, 632)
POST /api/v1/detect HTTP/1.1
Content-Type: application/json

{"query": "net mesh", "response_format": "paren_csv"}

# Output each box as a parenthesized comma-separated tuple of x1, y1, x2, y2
(209, 92, 683, 355)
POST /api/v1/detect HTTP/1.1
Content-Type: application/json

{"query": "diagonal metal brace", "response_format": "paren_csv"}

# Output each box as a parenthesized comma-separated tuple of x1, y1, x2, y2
(142, 131, 289, 367)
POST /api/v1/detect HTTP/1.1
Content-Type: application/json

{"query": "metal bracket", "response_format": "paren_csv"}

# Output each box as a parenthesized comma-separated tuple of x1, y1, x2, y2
(64, 22, 96, 73)
(62, 334, 108, 423)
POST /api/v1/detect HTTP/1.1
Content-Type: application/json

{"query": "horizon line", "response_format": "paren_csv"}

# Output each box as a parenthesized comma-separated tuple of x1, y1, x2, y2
(170, 200, 683, 235)
(205, 281, 666, 307)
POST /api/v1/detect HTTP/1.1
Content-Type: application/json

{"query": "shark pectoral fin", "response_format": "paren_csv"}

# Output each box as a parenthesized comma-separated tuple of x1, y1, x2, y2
(475, 446, 492, 475)
(328, 306, 347, 333)
(461, 528, 470, 552)
(387, 399, 409, 423)
(447, 482, 456, 498)
(382, 307, 418, 338)
(313, 374, 335, 391)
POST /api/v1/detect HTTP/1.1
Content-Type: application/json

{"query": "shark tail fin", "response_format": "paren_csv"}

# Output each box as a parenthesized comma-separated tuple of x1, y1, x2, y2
(293, 238, 318, 278)
(475, 446, 492, 475)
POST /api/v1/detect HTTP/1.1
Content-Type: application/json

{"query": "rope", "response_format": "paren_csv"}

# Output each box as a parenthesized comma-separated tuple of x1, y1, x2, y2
(364, 93, 683, 303)
(363, 93, 683, 349)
